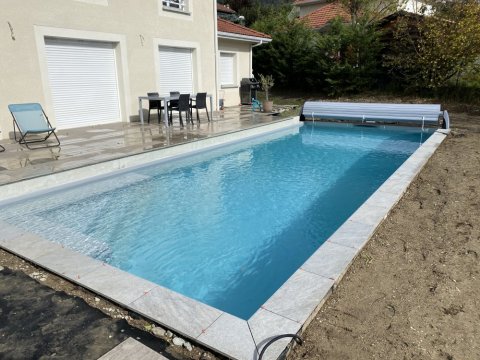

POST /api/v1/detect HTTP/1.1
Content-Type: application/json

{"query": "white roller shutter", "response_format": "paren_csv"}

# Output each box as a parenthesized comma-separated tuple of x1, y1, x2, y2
(158, 46, 193, 96)
(220, 53, 235, 86)
(44, 38, 121, 128)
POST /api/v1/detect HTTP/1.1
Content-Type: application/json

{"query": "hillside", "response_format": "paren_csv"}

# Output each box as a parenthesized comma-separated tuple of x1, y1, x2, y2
(218, 0, 291, 11)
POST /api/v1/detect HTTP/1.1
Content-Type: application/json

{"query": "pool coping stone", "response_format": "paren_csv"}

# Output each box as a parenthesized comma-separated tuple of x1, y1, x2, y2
(196, 312, 257, 359)
(248, 309, 302, 360)
(0, 123, 449, 360)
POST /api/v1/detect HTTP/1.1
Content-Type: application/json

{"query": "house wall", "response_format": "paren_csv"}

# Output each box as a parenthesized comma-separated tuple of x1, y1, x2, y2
(297, 1, 328, 17)
(0, 0, 216, 138)
(218, 38, 252, 107)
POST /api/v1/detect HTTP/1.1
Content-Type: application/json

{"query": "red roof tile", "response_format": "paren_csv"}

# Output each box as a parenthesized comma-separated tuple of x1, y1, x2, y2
(217, 3, 236, 14)
(301, 2, 350, 29)
(217, 18, 271, 39)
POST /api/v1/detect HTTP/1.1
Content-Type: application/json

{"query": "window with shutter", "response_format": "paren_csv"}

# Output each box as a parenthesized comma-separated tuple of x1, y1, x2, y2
(162, 0, 189, 12)
(158, 46, 194, 96)
(44, 38, 121, 128)
(220, 53, 236, 87)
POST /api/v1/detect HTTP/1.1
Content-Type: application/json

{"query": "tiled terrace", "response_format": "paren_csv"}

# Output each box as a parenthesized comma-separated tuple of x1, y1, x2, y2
(0, 106, 285, 186)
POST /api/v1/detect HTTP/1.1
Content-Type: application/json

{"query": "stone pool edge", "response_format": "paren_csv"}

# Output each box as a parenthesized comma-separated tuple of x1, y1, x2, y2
(0, 125, 449, 360)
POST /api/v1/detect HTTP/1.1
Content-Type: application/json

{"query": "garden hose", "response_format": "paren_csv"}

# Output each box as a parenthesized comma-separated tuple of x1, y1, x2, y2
(258, 334, 303, 360)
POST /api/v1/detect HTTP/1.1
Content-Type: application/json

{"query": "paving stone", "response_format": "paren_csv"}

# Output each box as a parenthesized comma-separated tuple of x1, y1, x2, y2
(129, 286, 222, 340)
(98, 338, 167, 360)
(249, 308, 301, 360)
(301, 241, 358, 280)
(197, 313, 257, 360)
(261, 269, 333, 324)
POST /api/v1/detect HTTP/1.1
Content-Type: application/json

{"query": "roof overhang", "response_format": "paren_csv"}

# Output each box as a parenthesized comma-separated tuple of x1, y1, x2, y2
(218, 31, 272, 44)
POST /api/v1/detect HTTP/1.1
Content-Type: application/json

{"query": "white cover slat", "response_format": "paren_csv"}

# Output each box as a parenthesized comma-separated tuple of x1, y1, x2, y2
(302, 101, 442, 123)
(45, 38, 121, 128)
(158, 46, 193, 96)
(220, 53, 234, 86)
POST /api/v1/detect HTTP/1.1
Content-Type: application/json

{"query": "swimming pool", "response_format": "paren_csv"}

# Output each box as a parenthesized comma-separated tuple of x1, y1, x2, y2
(0, 122, 432, 320)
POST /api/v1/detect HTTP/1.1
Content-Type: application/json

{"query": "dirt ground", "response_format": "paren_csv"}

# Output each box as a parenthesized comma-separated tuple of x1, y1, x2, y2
(0, 267, 169, 360)
(0, 109, 478, 360)
(0, 252, 218, 360)
(289, 112, 480, 359)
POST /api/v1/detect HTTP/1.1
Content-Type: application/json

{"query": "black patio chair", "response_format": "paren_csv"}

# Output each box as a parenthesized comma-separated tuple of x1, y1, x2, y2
(190, 92, 210, 122)
(147, 92, 164, 124)
(169, 91, 180, 99)
(169, 94, 192, 126)
(167, 92, 180, 125)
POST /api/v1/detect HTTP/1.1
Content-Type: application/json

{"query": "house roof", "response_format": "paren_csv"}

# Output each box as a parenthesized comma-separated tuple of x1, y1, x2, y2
(380, 10, 422, 24)
(301, 2, 350, 29)
(217, 3, 236, 14)
(217, 18, 271, 40)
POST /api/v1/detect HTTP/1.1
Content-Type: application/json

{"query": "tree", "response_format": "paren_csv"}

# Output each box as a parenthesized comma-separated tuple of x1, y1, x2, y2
(341, 0, 403, 24)
(383, 0, 480, 91)
(252, 6, 320, 90)
(315, 0, 389, 95)
(219, 0, 252, 11)
(319, 17, 384, 96)
(222, 0, 292, 26)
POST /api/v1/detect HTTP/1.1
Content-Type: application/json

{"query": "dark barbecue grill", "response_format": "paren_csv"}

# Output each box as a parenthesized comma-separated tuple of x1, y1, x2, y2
(240, 78, 260, 105)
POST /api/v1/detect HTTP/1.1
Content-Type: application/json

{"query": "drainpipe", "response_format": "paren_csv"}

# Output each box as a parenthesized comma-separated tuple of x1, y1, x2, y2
(213, 0, 219, 111)
(252, 40, 265, 48)
(250, 40, 265, 77)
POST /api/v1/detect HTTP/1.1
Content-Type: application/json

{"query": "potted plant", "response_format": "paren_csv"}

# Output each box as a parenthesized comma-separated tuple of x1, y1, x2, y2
(258, 74, 274, 112)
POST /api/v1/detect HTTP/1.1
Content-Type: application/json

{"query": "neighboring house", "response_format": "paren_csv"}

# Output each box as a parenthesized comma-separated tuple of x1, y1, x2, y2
(217, 3, 238, 22)
(379, 0, 432, 33)
(379, 10, 423, 47)
(217, 19, 271, 106)
(217, 3, 245, 25)
(300, 2, 350, 31)
(294, 0, 431, 30)
(293, 0, 331, 18)
(0, 0, 270, 139)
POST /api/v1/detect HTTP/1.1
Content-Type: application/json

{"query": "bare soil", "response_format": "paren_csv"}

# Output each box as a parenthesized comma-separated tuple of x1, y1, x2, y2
(289, 112, 480, 359)
(0, 267, 168, 360)
(0, 251, 218, 360)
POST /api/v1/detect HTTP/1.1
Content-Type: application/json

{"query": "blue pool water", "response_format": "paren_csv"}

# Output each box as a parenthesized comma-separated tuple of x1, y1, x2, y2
(1, 123, 432, 319)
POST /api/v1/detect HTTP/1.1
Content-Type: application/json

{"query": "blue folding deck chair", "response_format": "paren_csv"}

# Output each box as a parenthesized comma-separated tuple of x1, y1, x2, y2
(8, 103, 60, 149)
(0, 129, 5, 152)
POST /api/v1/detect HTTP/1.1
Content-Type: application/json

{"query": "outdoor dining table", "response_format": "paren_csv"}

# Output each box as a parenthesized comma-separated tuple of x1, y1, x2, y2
(138, 94, 213, 127)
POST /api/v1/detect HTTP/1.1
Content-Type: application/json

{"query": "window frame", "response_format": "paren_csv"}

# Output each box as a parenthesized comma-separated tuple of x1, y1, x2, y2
(162, 0, 189, 14)
(219, 52, 237, 88)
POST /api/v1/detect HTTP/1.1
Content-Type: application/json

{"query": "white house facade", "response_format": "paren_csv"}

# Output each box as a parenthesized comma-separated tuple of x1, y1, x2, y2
(0, 1, 270, 138)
